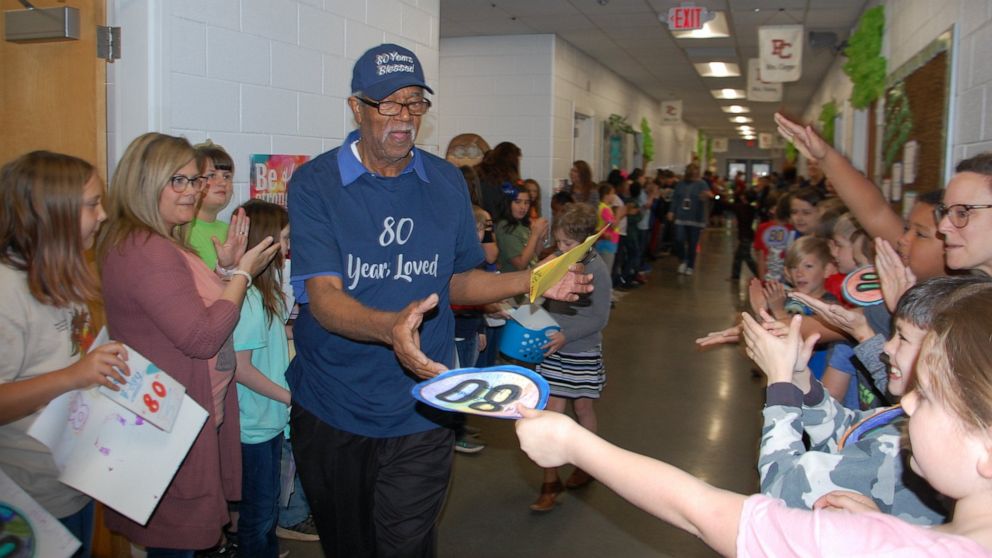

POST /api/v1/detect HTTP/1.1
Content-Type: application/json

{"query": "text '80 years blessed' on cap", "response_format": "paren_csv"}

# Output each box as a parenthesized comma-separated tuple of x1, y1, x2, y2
(351, 43, 434, 101)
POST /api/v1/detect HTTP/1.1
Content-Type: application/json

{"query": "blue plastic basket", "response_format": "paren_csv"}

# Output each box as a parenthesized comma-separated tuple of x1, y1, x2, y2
(499, 305, 560, 364)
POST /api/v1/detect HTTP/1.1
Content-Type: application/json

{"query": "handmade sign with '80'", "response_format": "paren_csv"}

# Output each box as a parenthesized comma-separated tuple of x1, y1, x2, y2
(93, 328, 186, 432)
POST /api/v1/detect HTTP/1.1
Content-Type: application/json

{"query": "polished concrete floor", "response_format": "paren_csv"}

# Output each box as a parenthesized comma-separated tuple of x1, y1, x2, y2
(285, 227, 765, 558)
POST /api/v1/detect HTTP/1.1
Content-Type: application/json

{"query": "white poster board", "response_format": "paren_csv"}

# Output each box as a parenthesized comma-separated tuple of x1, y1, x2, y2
(28, 388, 208, 525)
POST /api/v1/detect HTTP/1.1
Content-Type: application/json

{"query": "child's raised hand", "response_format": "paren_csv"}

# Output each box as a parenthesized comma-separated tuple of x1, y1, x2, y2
(695, 324, 742, 348)
(748, 277, 768, 315)
(237, 236, 281, 278)
(774, 113, 829, 161)
(813, 490, 880, 514)
(515, 406, 577, 468)
(742, 313, 818, 384)
(763, 280, 787, 317)
(542, 330, 567, 357)
(874, 237, 917, 313)
(530, 216, 549, 238)
(789, 292, 873, 342)
(67, 342, 130, 391)
(214, 208, 250, 269)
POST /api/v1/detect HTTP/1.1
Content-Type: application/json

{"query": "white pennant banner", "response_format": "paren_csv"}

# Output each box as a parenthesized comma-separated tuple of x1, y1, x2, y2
(758, 25, 804, 82)
(747, 58, 783, 102)
(660, 100, 682, 124)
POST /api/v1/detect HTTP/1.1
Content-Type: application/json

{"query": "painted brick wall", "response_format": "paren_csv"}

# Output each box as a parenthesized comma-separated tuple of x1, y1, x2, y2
(552, 37, 697, 181)
(803, 0, 992, 180)
(438, 34, 555, 200)
(438, 32, 698, 216)
(109, 0, 440, 217)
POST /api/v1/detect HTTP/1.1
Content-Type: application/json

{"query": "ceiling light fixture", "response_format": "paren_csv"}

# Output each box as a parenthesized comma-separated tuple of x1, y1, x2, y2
(730, 116, 753, 123)
(721, 105, 750, 113)
(670, 11, 730, 39)
(711, 89, 746, 99)
(694, 61, 741, 77)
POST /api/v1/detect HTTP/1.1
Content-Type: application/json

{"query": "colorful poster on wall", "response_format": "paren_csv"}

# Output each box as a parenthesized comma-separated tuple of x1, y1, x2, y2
(249, 154, 310, 207)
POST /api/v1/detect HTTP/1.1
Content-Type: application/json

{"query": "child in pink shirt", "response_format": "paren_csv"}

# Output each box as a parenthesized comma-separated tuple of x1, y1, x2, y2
(516, 288, 992, 557)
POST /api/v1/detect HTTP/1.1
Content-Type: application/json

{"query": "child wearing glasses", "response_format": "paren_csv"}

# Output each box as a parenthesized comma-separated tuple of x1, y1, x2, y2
(188, 141, 236, 272)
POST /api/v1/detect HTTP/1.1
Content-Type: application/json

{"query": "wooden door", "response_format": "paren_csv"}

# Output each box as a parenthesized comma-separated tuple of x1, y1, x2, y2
(0, 0, 107, 178)
(0, 3, 129, 557)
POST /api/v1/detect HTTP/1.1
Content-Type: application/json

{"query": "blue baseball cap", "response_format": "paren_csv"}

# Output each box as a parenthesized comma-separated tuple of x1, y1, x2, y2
(351, 43, 433, 100)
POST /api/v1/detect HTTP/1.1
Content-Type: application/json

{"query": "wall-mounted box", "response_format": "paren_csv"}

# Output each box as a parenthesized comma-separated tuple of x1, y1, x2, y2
(4, 6, 80, 43)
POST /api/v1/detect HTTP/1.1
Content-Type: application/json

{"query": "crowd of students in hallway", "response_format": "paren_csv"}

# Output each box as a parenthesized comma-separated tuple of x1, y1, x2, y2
(8, 50, 992, 556)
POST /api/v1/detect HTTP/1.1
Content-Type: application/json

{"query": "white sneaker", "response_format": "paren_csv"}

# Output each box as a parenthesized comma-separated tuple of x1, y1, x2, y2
(685, 267, 694, 276)
(677, 262, 687, 274)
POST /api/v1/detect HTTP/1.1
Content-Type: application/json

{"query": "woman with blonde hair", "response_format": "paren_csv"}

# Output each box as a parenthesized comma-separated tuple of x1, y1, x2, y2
(97, 133, 278, 556)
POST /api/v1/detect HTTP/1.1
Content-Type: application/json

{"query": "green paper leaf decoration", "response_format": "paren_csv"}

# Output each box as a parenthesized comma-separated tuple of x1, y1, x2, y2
(882, 84, 913, 173)
(640, 117, 654, 163)
(843, 6, 887, 109)
(819, 100, 838, 146)
(607, 114, 636, 135)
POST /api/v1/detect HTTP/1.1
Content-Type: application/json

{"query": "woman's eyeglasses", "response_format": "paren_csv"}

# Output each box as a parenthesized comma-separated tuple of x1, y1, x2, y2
(934, 203, 992, 228)
(169, 174, 206, 193)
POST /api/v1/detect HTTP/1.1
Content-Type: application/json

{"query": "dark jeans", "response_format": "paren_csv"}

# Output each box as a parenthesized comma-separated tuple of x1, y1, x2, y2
(731, 238, 758, 279)
(239, 435, 282, 558)
(291, 405, 454, 558)
(454, 333, 480, 369)
(675, 225, 703, 269)
(619, 232, 641, 282)
(60, 500, 94, 558)
(477, 325, 502, 368)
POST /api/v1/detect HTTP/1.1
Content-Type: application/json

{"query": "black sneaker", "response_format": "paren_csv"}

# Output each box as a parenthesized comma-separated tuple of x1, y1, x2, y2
(196, 540, 238, 558)
(275, 516, 320, 542)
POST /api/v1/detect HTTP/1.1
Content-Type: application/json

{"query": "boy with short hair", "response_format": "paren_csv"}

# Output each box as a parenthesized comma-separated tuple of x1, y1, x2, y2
(759, 275, 992, 524)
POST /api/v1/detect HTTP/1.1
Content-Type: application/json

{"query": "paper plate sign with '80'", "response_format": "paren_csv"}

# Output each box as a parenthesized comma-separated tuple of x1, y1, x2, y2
(411, 366, 549, 420)
(92, 328, 186, 432)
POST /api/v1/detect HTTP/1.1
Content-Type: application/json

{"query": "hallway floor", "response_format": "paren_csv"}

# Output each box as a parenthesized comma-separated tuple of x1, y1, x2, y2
(285, 227, 765, 558)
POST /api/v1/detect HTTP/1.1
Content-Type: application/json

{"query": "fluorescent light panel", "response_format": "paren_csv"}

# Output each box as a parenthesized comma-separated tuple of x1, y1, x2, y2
(712, 89, 746, 99)
(694, 61, 741, 77)
(671, 11, 730, 39)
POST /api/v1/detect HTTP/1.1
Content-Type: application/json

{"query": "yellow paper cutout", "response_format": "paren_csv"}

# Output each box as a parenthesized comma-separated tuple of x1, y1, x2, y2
(529, 225, 609, 302)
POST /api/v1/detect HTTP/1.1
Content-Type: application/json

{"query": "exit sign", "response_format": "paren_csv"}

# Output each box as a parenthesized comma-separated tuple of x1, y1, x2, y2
(668, 6, 707, 31)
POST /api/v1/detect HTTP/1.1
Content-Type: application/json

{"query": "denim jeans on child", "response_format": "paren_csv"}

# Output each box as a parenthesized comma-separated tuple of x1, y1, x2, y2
(239, 435, 282, 557)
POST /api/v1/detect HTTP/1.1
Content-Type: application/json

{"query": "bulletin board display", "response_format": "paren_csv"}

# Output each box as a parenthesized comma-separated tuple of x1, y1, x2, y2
(880, 30, 952, 207)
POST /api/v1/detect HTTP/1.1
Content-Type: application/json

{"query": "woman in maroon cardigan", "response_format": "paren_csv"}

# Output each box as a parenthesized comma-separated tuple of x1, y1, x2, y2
(96, 133, 278, 556)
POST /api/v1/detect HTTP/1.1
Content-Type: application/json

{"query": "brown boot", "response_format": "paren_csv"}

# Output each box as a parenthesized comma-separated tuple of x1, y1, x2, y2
(529, 480, 563, 512)
(564, 467, 593, 489)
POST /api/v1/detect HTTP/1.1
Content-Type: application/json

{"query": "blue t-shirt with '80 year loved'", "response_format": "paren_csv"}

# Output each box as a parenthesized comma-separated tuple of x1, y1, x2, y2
(287, 129, 484, 438)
